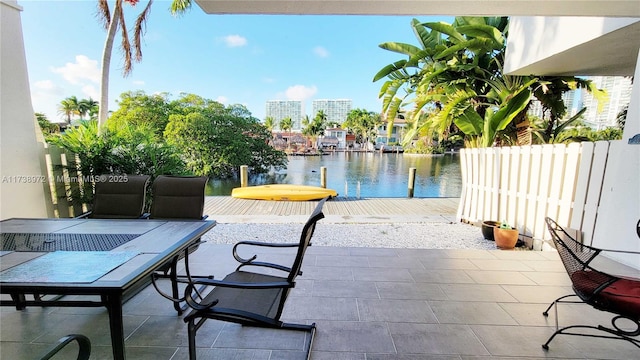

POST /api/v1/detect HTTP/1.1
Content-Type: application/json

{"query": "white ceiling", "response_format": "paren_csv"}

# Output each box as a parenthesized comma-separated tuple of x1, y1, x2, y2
(193, 0, 640, 17)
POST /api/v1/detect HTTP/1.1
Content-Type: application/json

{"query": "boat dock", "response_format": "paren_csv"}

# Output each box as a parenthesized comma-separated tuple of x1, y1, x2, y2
(204, 196, 460, 223)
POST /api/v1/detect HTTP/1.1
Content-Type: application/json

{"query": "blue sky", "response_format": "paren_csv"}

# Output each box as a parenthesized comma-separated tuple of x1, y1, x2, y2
(20, 1, 451, 123)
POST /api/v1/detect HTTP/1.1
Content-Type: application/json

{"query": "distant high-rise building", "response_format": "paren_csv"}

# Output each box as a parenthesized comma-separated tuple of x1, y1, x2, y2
(265, 100, 303, 131)
(581, 76, 632, 130)
(312, 99, 352, 125)
(528, 90, 579, 120)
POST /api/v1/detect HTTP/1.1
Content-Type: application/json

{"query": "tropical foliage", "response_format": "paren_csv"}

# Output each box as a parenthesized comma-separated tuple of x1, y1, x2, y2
(528, 108, 622, 144)
(374, 16, 605, 148)
(302, 110, 327, 148)
(164, 96, 287, 177)
(342, 108, 382, 146)
(263, 116, 276, 131)
(46, 119, 185, 205)
(57, 96, 99, 124)
(279, 117, 293, 133)
(107, 91, 172, 136)
(49, 91, 287, 181)
(35, 113, 61, 134)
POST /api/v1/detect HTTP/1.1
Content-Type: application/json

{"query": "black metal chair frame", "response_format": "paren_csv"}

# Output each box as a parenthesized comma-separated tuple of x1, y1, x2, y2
(542, 217, 640, 350)
(148, 175, 212, 315)
(38, 334, 91, 360)
(177, 197, 327, 360)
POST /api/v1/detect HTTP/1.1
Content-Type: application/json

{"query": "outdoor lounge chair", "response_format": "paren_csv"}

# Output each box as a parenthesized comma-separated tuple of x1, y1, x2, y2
(542, 217, 640, 350)
(180, 197, 327, 360)
(149, 175, 210, 314)
(76, 174, 150, 219)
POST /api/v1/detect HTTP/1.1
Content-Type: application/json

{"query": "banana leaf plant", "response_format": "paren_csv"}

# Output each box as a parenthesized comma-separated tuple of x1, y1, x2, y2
(374, 16, 599, 148)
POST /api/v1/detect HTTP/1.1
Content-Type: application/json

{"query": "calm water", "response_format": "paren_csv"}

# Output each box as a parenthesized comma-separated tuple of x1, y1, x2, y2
(206, 152, 462, 198)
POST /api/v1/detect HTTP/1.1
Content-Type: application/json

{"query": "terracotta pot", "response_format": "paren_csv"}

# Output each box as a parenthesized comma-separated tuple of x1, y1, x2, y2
(481, 221, 500, 241)
(493, 227, 519, 249)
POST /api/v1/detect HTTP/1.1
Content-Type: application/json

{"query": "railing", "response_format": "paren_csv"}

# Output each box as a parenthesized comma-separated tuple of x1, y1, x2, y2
(457, 141, 613, 250)
(42, 144, 89, 218)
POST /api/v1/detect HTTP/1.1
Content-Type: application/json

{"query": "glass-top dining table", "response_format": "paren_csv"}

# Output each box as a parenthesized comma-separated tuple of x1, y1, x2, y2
(0, 217, 216, 360)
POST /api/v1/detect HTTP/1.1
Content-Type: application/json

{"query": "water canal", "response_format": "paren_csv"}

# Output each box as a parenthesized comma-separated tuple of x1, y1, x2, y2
(206, 152, 462, 198)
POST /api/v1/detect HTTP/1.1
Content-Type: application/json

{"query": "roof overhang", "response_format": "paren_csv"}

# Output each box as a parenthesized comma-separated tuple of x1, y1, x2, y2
(193, 0, 640, 17)
(505, 17, 640, 76)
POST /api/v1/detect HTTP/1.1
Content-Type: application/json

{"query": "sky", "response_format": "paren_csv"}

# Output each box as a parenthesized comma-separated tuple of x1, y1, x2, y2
(19, 0, 452, 123)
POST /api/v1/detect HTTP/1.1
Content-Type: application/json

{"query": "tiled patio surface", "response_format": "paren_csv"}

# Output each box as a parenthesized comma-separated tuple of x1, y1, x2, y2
(1, 234, 639, 359)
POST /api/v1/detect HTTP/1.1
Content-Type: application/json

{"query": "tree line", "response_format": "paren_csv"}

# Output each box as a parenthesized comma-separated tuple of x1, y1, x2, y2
(45, 91, 287, 186)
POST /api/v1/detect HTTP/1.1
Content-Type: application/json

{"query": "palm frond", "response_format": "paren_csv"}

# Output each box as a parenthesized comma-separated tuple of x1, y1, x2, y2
(133, 0, 153, 62)
(411, 18, 440, 49)
(456, 24, 504, 49)
(378, 42, 423, 56)
(553, 107, 587, 138)
(373, 60, 408, 82)
(433, 38, 487, 60)
(97, 0, 111, 29)
(170, 0, 192, 16)
(118, 3, 133, 76)
(422, 22, 465, 43)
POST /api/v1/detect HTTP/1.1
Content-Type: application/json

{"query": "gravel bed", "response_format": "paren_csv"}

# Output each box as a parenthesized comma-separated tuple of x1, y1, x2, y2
(202, 222, 497, 250)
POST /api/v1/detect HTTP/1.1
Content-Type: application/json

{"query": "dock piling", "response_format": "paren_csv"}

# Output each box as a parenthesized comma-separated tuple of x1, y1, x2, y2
(408, 167, 416, 198)
(240, 165, 248, 187)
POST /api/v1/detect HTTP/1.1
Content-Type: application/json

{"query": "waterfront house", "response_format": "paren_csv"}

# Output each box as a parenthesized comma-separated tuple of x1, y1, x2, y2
(321, 127, 347, 149)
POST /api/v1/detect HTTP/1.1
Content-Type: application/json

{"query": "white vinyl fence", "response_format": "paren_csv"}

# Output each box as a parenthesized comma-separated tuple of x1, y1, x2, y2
(457, 141, 613, 250)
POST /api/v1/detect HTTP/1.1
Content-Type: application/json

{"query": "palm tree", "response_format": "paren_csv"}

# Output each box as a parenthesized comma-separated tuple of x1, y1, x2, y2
(57, 96, 80, 124)
(264, 116, 275, 132)
(78, 97, 99, 120)
(279, 117, 294, 149)
(279, 117, 293, 133)
(96, 0, 192, 129)
(343, 108, 381, 146)
(302, 111, 327, 149)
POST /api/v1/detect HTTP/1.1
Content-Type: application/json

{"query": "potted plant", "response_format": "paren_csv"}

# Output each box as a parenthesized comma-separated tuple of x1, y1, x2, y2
(493, 220, 519, 249)
(481, 220, 500, 241)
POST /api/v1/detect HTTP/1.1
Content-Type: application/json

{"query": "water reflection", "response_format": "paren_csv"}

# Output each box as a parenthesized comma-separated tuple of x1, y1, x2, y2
(207, 152, 461, 198)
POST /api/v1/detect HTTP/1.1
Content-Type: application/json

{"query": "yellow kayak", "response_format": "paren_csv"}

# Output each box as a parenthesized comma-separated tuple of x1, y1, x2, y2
(231, 184, 337, 201)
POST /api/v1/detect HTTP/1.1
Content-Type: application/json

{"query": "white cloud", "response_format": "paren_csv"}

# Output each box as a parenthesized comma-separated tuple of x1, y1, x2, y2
(313, 46, 329, 58)
(222, 35, 247, 47)
(30, 80, 64, 119)
(51, 55, 100, 85)
(81, 85, 99, 100)
(216, 96, 228, 104)
(285, 85, 317, 101)
(33, 80, 61, 93)
(132, 80, 145, 86)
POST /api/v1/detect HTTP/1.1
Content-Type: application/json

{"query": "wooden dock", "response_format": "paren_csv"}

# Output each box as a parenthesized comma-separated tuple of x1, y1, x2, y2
(204, 196, 460, 218)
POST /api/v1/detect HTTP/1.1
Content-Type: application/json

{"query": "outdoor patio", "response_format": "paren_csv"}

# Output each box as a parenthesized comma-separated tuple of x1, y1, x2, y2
(2, 232, 639, 359)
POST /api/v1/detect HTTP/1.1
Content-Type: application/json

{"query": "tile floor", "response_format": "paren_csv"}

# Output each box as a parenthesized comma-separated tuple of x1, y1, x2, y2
(2, 240, 639, 359)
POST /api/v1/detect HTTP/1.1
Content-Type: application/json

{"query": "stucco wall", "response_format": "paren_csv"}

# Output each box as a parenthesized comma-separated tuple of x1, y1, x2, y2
(591, 51, 640, 268)
(504, 16, 640, 76)
(0, 0, 49, 219)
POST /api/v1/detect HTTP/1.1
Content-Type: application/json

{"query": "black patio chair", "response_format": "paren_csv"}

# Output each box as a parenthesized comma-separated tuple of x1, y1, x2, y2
(542, 217, 640, 350)
(76, 174, 150, 219)
(38, 334, 91, 360)
(180, 197, 327, 360)
(148, 175, 211, 315)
